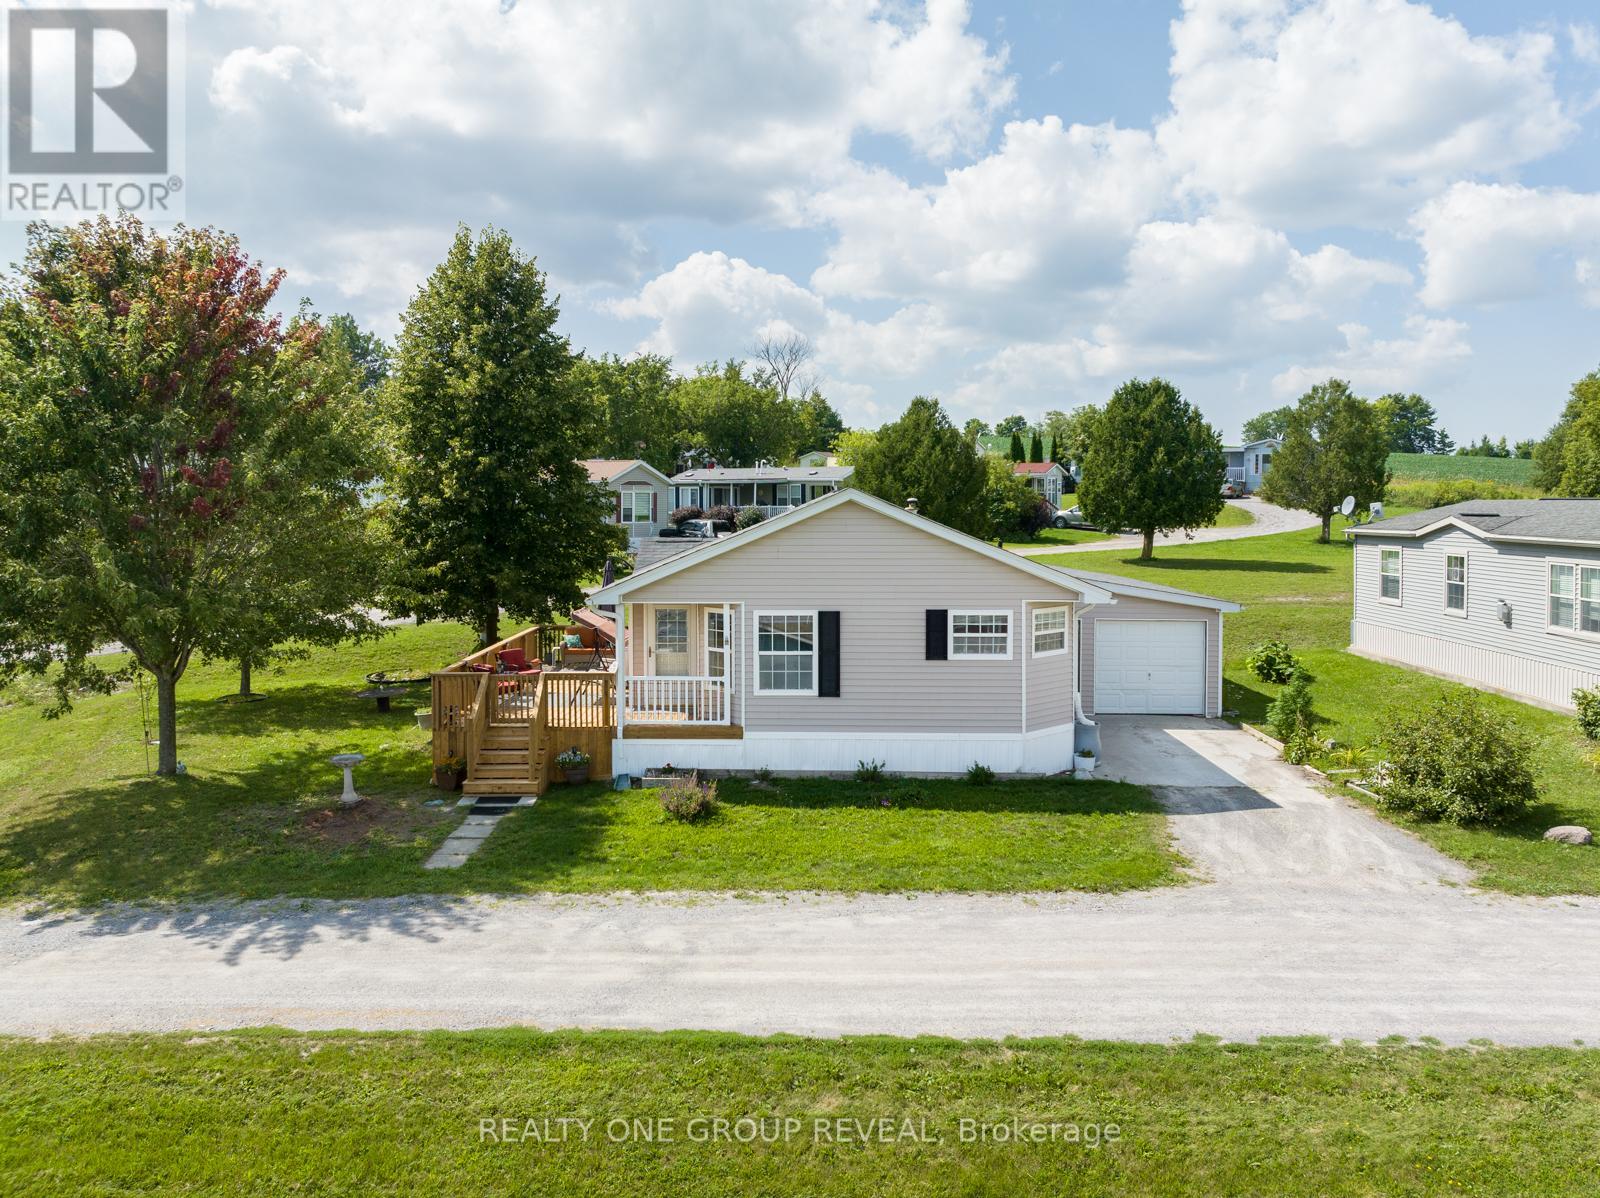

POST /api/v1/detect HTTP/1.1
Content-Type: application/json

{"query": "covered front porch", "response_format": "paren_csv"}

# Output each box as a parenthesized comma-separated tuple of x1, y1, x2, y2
(617, 601, 744, 738)
(669, 481, 836, 515)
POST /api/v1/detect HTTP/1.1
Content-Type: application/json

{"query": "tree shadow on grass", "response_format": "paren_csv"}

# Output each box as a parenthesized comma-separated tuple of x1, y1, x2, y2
(177, 682, 428, 738)
(1085, 556, 1335, 576)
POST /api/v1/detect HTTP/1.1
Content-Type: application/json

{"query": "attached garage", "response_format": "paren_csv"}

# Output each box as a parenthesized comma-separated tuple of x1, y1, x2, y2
(1091, 619, 1208, 715)
(1062, 568, 1241, 720)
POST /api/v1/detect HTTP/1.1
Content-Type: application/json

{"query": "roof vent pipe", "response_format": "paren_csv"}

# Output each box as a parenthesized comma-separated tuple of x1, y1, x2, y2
(905, 497, 919, 514)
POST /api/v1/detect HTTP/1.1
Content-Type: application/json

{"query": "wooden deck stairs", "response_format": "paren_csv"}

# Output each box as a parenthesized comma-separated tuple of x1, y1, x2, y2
(462, 722, 539, 796)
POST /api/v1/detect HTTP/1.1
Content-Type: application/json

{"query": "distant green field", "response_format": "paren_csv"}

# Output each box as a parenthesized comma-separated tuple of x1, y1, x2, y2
(1387, 453, 1537, 485)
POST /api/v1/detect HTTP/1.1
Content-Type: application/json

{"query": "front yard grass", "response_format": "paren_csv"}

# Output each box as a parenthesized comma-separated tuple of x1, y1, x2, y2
(1002, 524, 1113, 550)
(4, 1029, 1600, 1196)
(466, 776, 1180, 893)
(0, 629, 1181, 904)
(1040, 521, 1600, 896)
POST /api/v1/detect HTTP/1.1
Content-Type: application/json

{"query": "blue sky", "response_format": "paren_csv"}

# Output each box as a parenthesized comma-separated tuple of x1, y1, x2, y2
(11, 0, 1600, 443)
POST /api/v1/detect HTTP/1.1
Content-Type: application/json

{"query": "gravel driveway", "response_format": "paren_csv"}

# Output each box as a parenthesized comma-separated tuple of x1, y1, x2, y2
(3, 719, 1598, 1044)
(1012, 497, 1319, 556)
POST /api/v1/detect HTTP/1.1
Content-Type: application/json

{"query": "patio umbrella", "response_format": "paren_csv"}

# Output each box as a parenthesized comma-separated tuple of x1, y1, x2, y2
(598, 557, 616, 614)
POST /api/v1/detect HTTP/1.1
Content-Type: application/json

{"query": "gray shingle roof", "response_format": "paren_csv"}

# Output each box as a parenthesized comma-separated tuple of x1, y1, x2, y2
(1350, 499, 1600, 545)
(1051, 566, 1242, 612)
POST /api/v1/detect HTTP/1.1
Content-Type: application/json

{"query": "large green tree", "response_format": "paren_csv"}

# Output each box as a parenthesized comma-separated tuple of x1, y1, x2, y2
(383, 226, 619, 645)
(1555, 369, 1600, 496)
(1077, 378, 1226, 559)
(1533, 369, 1600, 494)
(673, 360, 802, 467)
(1374, 393, 1448, 454)
(0, 216, 382, 774)
(995, 414, 1028, 437)
(326, 313, 390, 391)
(1241, 404, 1295, 444)
(1258, 379, 1391, 542)
(1043, 406, 1099, 469)
(793, 391, 845, 456)
(852, 397, 988, 536)
(571, 352, 680, 471)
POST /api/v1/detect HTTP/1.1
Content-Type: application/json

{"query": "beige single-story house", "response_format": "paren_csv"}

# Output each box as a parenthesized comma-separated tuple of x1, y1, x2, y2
(582, 458, 673, 548)
(1349, 499, 1600, 711)
(589, 488, 1239, 777)
(1012, 460, 1071, 508)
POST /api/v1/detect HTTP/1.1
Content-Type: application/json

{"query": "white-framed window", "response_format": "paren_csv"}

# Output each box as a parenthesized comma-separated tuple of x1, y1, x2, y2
(755, 611, 816, 694)
(705, 610, 727, 679)
(950, 610, 1012, 659)
(1032, 607, 1068, 657)
(1549, 562, 1600, 636)
(1378, 548, 1402, 603)
(1444, 554, 1467, 615)
(619, 488, 653, 524)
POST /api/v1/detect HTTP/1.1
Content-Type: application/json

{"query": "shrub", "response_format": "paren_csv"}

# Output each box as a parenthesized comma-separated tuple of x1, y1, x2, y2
(1375, 691, 1537, 826)
(754, 766, 774, 784)
(1282, 729, 1319, 766)
(1267, 667, 1315, 743)
(659, 774, 718, 822)
(734, 505, 766, 530)
(704, 504, 737, 526)
(855, 759, 885, 783)
(965, 762, 995, 786)
(1383, 478, 1541, 510)
(667, 505, 702, 527)
(1247, 640, 1299, 685)
(1019, 495, 1053, 538)
(1574, 686, 1600, 741)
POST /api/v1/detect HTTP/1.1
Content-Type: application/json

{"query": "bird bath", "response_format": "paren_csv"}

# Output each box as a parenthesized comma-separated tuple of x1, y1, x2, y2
(330, 753, 366, 807)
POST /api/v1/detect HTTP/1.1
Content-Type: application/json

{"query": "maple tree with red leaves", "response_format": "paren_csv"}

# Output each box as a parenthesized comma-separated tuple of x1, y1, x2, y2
(0, 216, 383, 775)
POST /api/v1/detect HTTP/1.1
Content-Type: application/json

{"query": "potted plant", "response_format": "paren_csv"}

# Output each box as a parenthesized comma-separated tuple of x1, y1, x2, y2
(434, 754, 466, 791)
(1074, 747, 1098, 779)
(555, 745, 591, 785)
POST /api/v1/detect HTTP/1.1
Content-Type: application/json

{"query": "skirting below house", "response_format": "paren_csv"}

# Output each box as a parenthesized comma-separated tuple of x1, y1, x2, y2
(1349, 621, 1596, 714)
(612, 725, 1080, 778)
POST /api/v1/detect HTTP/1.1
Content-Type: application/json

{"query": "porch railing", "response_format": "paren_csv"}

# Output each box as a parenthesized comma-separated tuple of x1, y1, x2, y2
(625, 675, 730, 724)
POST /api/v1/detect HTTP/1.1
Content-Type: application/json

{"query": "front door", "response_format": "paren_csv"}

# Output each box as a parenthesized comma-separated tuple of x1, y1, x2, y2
(653, 608, 690, 675)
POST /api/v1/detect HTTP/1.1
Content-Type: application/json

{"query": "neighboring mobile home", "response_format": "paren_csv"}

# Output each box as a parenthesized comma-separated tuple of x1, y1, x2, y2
(1012, 460, 1072, 509)
(1223, 438, 1280, 493)
(669, 464, 853, 516)
(1348, 499, 1600, 711)
(583, 459, 673, 548)
(590, 489, 1239, 777)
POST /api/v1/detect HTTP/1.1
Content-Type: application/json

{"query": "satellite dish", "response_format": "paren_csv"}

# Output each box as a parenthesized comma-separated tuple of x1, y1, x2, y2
(1339, 495, 1356, 517)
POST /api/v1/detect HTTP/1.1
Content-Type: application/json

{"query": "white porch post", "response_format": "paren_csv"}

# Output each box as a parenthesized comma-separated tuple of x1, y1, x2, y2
(617, 603, 628, 735)
(723, 602, 732, 724)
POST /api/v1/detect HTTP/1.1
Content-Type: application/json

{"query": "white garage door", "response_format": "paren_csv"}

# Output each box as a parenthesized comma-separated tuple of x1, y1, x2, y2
(1092, 620, 1208, 715)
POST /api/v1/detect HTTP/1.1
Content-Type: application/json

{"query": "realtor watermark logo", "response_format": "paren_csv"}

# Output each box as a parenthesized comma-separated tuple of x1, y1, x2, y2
(3, 0, 185, 221)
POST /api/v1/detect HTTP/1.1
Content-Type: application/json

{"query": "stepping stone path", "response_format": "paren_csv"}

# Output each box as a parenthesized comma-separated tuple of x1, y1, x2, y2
(423, 796, 533, 869)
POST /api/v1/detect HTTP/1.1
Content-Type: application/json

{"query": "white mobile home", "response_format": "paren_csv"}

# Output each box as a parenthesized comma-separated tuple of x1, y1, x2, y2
(1349, 500, 1600, 711)
(583, 459, 673, 548)
(590, 489, 1239, 777)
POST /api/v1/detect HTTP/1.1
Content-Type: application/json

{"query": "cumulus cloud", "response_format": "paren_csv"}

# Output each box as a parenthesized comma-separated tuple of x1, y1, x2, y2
(1412, 182, 1600, 308)
(1270, 316, 1472, 398)
(1158, 0, 1572, 227)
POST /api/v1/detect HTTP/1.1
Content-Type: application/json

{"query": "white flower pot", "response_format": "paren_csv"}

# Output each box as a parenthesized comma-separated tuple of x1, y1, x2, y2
(1074, 757, 1098, 779)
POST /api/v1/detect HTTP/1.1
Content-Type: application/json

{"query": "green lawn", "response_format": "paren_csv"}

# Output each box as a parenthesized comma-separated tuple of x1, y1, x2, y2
(467, 776, 1179, 893)
(1039, 521, 1600, 896)
(1003, 502, 1251, 550)
(5, 1030, 1600, 1196)
(0, 629, 1179, 904)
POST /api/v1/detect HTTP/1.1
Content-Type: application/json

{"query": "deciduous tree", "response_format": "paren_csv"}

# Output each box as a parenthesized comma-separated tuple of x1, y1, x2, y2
(1373, 393, 1448, 454)
(0, 216, 382, 774)
(1258, 379, 1391, 542)
(382, 225, 619, 645)
(1241, 404, 1294, 444)
(1077, 378, 1225, 560)
(571, 352, 680, 472)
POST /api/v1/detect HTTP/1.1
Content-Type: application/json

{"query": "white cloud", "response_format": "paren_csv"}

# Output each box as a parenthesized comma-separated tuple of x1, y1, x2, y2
(1270, 315, 1472, 398)
(1158, 0, 1573, 226)
(806, 116, 1167, 309)
(1412, 182, 1600, 308)
(1572, 22, 1600, 65)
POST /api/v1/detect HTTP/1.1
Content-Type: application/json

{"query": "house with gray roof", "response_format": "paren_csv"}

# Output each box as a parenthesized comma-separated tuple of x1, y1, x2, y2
(1348, 499, 1600, 711)
(669, 464, 853, 517)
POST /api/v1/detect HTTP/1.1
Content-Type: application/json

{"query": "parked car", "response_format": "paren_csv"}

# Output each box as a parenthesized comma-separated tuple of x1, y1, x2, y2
(1051, 506, 1099, 531)
(1220, 479, 1243, 498)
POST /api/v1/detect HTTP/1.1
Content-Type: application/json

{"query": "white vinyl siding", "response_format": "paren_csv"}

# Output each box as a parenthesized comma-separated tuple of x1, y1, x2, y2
(1032, 607, 1068, 657)
(1379, 548, 1402, 603)
(1445, 554, 1467, 615)
(755, 612, 816, 695)
(1351, 532, 1600, 713)
(950, 610, 1011, 659)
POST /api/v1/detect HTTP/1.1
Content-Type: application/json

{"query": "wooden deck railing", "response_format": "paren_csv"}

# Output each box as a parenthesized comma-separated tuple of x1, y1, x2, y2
(531, 671, 617, 792)
(430, 624, 560, 768)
